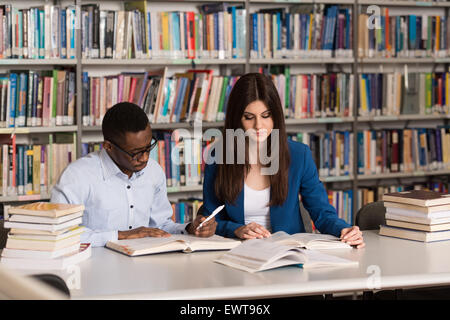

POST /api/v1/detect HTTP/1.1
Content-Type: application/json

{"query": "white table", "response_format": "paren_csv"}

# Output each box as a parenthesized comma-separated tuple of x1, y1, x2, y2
(62, 230, 450, 299)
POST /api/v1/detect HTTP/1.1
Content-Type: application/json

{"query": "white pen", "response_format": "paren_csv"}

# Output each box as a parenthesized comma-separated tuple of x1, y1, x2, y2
(196, 205, 225, 230)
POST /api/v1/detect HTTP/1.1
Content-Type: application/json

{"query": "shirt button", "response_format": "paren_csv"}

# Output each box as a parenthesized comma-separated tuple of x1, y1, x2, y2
(127, 185, 131, 189)
(130, 205, 134, 209)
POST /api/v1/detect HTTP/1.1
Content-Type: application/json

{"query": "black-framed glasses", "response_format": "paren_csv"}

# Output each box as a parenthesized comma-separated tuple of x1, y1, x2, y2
(109, 137, 158, 161)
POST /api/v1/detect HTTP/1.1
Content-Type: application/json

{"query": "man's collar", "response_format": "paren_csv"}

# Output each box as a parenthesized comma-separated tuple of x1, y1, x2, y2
(99, 148, 147, 180)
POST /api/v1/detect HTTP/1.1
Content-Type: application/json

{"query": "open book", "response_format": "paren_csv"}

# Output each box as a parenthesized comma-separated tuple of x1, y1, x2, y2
(106, 234, 241, 256)
(268, 231, 352, 250)
(214, 238, 358, 273)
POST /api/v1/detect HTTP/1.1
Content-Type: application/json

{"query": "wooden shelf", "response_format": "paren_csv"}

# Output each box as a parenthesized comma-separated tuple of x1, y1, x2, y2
(250, 57, 354, 65)
(357, 114, 447, 122)
(0, 193, 51, 203)
(0, 59, 77, 66)
(358, 169, 450, 181)
(0, 126, 78, 134)
(358, 0, 449, 7)
(82, 58, 246, 66)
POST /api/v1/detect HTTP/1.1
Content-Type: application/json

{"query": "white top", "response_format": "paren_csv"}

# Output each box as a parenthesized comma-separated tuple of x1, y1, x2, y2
(244, 183, 271, 231)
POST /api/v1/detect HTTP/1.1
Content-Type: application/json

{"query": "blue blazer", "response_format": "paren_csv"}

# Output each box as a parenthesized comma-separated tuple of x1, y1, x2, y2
(202, 139, 351, 238)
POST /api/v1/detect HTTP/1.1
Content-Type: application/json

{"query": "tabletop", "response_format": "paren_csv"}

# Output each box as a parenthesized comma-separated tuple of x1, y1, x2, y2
(55, 230, 450, 299)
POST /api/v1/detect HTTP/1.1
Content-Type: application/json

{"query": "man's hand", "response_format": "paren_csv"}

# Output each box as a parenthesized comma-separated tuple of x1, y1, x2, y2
(118, 226, 171, 240)
(186, 215, 217, 237)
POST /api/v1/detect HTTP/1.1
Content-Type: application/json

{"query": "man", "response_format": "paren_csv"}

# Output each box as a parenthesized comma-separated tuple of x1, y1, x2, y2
(51, 102, 216, 247)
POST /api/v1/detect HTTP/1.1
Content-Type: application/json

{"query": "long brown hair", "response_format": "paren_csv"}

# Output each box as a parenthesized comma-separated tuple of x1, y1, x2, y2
(214, 73, 290, 206)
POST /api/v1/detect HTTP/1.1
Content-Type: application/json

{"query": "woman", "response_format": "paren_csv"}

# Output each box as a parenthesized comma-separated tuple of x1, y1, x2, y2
(202, 73, 364, 248)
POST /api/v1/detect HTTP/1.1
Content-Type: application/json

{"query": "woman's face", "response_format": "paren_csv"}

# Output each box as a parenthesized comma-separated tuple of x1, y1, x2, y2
(241, 100, 274, 142)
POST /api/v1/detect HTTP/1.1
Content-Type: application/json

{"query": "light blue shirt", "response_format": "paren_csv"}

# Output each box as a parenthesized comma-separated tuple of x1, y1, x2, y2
(51, 149, 188, 247)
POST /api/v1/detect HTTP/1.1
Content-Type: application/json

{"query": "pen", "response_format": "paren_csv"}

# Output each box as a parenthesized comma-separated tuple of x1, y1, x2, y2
(196, 205, 225, 230)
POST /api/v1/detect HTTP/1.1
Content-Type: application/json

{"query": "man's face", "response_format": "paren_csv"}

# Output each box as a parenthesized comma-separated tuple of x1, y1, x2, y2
(105, 124, 153, 175)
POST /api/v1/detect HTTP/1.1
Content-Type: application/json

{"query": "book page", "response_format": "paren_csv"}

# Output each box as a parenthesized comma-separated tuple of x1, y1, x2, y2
(269, 231, 350, 250)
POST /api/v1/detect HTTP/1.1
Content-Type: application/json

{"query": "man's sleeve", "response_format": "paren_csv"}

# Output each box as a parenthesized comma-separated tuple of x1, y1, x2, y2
(50, 167, 118, 247)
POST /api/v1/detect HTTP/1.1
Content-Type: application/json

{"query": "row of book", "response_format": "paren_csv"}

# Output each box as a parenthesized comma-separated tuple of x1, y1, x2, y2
(289, 132, 353, 177)
(359, 72, 450, 117)
(0, 203, 90, 270)
(170, 198, 203, 224)
(379, 190, 450, 243)
(357, 128, 450, 175)
(327, 189, 353, 226)
(250, 5, 353, 59)
(0, 4, 76, 60)
(82, 68, 231, 126)
(271, 70, 354, 119)
(0, 69, 76, 128)
(81, 2, 246, 60)
(0, 133, 76, 197)
(358, 10, 450, 59)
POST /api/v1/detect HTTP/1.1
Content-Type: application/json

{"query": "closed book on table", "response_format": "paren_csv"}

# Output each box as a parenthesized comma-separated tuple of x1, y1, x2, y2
(8, 211, 83, 224)
(4, 217, 82, 232)
(382, 190, 450, 207)
(384, 201, 450, 214)
(1, 243, 80, 259)
(0, 243, 91, 270)
(7, 202, 84, 218)
(5, 232, 82, 251)
(386, 219, 450, 232)
(379, 225, 450, 242)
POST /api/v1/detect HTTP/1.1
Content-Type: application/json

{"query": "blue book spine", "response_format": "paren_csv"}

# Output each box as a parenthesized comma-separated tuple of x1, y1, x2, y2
(305, 14, 310, 50)
(39, 10, 45, 58)
(179, 202, 185, 224)
(147, 12, 152, 53)
(161, 79, 172, 116)
(172, 13, 180, 54)
(164, 133, 172, 186)
(286, 13, 290, 51)
(345, 9, 350, 50)
(324, 132, 330, 173)
(231, 7, 237, 58)
(61, 9, 67, 58)
(276, 12, 281, 51)
(171, 140, 178, 187)
(175, 78, 187, 123)
(357, 131, 364, 174)
(409, 15, 416, 51)
(344, 131, 350, 175)
(435, 129, 442, 166)
(214, 12, 219, 55)
(69, 8, 76, 58)
(301, 14, 306, 50)
(332, 131, 337, 173)
(150, 143, 158, 162)
(395, 16, 400, 55)
(17, 145, 24, 195)
(18, 72, 27, 127)
(8, 73, 17, 127)
(252, 14, 257, 53)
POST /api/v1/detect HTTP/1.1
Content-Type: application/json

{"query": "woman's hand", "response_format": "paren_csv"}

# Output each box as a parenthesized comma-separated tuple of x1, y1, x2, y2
(234, 222, 271, 239)
(340, 226, 365, 249)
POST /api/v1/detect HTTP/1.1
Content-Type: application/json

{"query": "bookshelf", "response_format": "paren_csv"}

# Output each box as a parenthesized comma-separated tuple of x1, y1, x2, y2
(0, 0, 449, 226)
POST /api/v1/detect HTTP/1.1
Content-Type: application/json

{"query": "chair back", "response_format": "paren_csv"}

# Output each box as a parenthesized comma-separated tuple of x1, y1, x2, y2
(355, 201, 386, 231)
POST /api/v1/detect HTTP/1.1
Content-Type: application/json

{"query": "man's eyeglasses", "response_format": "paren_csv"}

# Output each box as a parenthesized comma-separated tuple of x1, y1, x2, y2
(108, 137, 158, 161)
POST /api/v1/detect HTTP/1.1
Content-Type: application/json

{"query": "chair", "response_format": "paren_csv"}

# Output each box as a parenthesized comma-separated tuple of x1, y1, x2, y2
(355, 201, 386, 231)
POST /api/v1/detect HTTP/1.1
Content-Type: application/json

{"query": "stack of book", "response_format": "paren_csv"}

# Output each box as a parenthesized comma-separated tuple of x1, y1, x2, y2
(0, 202, 91, 270)
(379, 190, 450, 242)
